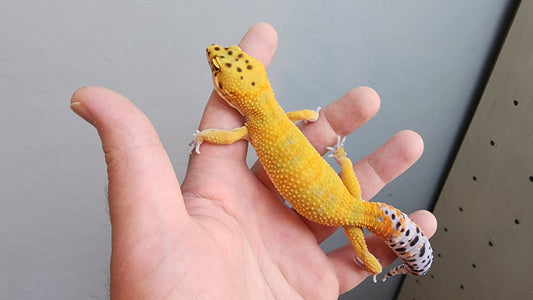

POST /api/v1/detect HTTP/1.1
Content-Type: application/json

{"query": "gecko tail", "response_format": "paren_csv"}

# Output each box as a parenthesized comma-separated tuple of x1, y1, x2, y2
(381, 264, 410, 282)
(369, 203, 434, 282)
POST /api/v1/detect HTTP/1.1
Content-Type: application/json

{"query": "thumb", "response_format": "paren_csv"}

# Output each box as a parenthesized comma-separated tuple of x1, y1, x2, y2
(70, 87, 187, 251)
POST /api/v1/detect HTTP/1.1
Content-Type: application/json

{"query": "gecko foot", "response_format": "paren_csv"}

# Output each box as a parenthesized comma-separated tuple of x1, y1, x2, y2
(188, 130, 202, 154)
(303, 106, 322, 124)
(326, 136, 346, 157)
(352, 257, 379, 283)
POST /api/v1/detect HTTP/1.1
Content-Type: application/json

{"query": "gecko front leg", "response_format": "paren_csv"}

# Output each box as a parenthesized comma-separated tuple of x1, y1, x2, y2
(286, 107, 321, 123)
(189, 126, 249, 154)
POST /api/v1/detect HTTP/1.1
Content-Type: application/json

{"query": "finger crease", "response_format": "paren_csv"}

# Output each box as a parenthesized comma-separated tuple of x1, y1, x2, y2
(366, 157, 387, 188)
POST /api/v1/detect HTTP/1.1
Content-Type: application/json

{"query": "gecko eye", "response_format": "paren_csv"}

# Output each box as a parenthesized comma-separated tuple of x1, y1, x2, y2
(211, 57, 221, 71)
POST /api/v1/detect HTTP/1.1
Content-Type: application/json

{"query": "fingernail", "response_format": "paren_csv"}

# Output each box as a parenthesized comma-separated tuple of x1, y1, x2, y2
(70, 101, 96, 125)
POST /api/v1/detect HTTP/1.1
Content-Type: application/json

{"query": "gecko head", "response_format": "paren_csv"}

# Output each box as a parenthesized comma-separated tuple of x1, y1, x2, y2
(206, 44, 269, 112)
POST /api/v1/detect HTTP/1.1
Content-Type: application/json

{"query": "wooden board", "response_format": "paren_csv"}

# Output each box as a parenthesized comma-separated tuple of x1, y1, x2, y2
(398, 1, 533, 299)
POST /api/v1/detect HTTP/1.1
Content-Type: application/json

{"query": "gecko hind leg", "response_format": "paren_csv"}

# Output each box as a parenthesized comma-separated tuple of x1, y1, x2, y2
(343, 226, 382, 282)
(330, 136, 382, 280)
(327, 136, 361, 200)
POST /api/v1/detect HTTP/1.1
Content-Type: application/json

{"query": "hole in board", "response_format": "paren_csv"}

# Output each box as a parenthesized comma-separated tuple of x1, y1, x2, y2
(459, 206, 463, 212)
(513, 99, 519, 106)
(488, 241, 494, 247)
(473, 176, 477, 181)
(514, 219, 520, 225)
(460, 284, 465, 289)
(472, 263, 476, 268)
(490, 140, 495, 146)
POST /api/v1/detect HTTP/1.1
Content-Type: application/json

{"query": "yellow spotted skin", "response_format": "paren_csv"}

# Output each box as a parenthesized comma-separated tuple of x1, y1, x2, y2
(194, 44, 433, 281)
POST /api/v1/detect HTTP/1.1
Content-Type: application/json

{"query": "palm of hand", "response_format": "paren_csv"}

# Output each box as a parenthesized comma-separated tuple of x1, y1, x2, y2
(180, 154, 340, 299)
(70, 23, 436, 299)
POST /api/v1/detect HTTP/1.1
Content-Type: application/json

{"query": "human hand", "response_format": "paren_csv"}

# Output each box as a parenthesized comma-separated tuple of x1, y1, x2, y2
(70, 23, 436, 299)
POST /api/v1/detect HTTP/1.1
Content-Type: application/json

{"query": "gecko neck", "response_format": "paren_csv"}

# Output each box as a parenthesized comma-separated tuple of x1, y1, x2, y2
(238, 85, 286, 124)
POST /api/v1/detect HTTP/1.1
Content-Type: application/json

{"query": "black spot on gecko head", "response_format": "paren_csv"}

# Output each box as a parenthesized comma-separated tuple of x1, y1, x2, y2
(206, 44, 269, 109)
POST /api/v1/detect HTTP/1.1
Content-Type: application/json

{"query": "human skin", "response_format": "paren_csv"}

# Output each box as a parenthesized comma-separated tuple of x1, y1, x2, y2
(70, 22, 437, 299)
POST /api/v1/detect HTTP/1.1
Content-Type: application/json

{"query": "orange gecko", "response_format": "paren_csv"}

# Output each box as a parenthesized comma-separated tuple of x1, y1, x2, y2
(191, 44, 433, 282)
